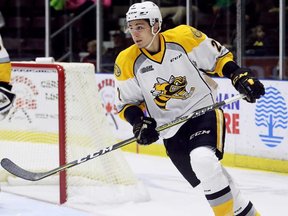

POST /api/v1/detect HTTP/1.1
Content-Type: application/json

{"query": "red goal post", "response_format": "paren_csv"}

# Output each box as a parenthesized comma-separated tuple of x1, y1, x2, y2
(14, 62, 68, 204)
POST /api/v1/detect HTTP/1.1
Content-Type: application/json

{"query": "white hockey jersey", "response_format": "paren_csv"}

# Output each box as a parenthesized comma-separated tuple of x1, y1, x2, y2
(0, 34, 11, 83)
(114, 25, 234, 139)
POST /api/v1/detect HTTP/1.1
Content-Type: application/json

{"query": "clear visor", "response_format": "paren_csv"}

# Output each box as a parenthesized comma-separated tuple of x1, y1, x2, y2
(124, 19, 158, 33)
(124, 21, 149, 33)
(124, 20, 130, 33)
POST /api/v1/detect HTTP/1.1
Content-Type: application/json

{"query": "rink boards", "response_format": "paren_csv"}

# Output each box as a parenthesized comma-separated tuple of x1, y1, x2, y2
(95, 73, 288, 174)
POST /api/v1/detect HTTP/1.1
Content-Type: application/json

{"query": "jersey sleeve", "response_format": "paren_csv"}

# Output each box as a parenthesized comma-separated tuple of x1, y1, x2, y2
(114, 50, 145, 122)
(0, 35, 12, 83)
(185, 26, 235, 77)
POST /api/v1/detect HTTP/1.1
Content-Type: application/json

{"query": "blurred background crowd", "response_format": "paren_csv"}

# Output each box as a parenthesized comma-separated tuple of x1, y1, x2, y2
(0, 0, 287, 79)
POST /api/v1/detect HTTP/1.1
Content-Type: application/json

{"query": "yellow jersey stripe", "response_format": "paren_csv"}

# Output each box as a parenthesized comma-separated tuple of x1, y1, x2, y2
(141, 34, 166, 63)
(206, 53, 234, 77)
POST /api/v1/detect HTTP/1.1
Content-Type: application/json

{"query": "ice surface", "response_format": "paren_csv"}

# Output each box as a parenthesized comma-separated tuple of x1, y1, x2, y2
(1, 152, 288, 216)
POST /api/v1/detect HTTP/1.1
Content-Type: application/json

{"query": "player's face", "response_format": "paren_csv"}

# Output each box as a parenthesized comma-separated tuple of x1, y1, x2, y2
(128, 20, 153, 48)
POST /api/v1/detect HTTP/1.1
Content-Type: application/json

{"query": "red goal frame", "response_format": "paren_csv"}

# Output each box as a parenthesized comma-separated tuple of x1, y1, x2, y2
(11, 63, 68, 204)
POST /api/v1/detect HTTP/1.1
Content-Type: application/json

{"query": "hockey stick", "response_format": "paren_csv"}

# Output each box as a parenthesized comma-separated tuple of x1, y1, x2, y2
(1, 94, 245, 181)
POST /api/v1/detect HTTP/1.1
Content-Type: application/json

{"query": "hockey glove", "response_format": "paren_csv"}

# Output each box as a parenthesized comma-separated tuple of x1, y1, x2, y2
(231, 68, 265, 103)
(133, 116, 159, 145)
(0, 82, 16, 121)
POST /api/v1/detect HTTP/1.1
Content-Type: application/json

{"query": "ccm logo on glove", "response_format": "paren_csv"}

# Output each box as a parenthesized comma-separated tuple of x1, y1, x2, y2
(231, 68, 265, 103)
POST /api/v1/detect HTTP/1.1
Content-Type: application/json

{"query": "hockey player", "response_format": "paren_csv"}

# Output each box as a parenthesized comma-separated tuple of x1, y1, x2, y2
(114, 1, 264, 216)
(0, 34, 15, 121)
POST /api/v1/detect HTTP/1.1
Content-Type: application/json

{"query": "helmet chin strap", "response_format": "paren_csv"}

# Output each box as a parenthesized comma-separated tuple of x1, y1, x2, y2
(145, 25, 161, 49)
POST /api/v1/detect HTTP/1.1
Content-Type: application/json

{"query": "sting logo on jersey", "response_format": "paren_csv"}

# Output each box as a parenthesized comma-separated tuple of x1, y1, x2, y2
(114, 63, 121, 78)
(190, 28, 203, 38)
(151, 75, 195, 110)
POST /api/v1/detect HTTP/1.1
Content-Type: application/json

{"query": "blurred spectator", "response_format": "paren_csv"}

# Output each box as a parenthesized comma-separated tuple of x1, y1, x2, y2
(245, 25, 270, 56)
(67, 0, 97, 48)
(212, 0, 236, 15)
(223, 0, 265, 57)
(245, 0, 276, 27)
(50, 0, 65, 10)
(82, 40, 97, 67)
(160, 0, 198, 31)
(268, 0, 288, 12)
(102, 30, 127, 72)
(65, 0, 111, 9)
(82, 39, 107, 69)
(197, 0, 235, 14)
(50, 0, 111, 11)
(50, 0, 112, 50)
(111, 30, 127, 52)
(223, 12, 252, 57)
(251, 0, 276, 13)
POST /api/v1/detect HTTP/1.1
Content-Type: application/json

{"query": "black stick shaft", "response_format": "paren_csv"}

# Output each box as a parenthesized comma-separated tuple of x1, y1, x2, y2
(1, 94, 244, 181)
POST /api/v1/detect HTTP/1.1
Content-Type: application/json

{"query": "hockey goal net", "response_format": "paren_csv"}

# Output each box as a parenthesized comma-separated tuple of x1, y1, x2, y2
(0, 61, 149, 205)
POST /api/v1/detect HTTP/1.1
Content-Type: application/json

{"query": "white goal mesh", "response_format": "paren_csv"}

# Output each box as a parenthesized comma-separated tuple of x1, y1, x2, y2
(0, 61, 149, 205)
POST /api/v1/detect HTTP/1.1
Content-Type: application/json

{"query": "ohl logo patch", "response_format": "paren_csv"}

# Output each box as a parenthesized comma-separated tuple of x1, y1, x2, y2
(255, 87, 288, 147)
(150, 75, 195, 111)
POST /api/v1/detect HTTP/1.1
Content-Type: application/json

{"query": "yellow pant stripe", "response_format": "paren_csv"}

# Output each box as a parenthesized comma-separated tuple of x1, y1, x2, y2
(212, 198, 234, 216)
(215, 109, 224, 152)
